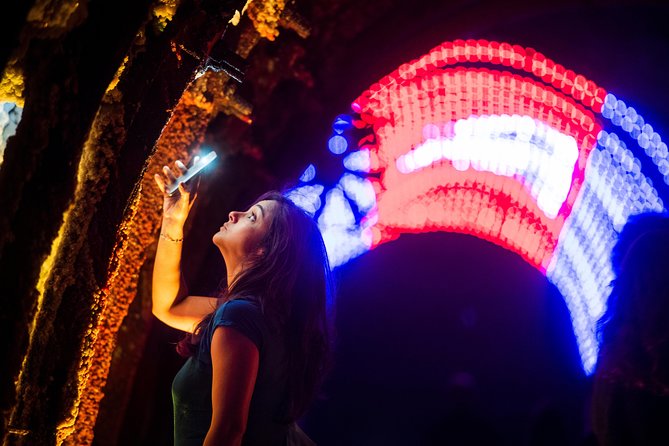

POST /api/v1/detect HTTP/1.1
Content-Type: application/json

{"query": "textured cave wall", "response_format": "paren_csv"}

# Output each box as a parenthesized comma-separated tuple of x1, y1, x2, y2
(0, 0, 249, 443)
(0, 0, 154, 441)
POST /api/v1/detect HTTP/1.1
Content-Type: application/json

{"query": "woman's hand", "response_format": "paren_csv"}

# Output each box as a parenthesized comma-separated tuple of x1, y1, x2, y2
(153, 157, 200, 226)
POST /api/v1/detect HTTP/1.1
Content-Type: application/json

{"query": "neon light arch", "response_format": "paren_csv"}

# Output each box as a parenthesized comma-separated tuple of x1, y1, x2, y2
(287, 39, 666, 374)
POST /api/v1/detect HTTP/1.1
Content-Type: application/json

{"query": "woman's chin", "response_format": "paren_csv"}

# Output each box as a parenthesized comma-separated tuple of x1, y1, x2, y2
(213, 232, 230, 248)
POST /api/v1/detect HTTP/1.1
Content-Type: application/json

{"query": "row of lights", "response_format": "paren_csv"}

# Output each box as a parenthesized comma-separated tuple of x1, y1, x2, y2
(353, 40, 606, 114)
(357, 69, 598, 136)
(602, 93, 669, 185)
(297, 43, 603, 273)
(547, 129, 665, 373)
(317, 188, 371, 267)
(369, 164, 560, 269)
(350, 63, 599, 273)
(290, 112, 379, 267)
(395, 116, 579, 219)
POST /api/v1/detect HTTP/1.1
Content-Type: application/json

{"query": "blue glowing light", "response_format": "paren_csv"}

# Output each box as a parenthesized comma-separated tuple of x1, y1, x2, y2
(285, 184, 325, 217)
(546, 127, 665, 372)
(333, 114, 352, 134)
(317, 188, 371, 267)
(602, 93, 669, 186)
(328, 135, 348, 155)
(343, 149, 371, 172)
(339, 173, 376, 214)
(299, 163, 316, 182)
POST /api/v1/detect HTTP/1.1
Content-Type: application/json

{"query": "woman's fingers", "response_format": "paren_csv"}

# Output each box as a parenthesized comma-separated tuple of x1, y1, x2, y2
(177, 181, 189, 197)
(154, 173, 166, 194)
(156, 158, 200, 199)
(175, 159, 187, 174)
(163, 165, 178, 183)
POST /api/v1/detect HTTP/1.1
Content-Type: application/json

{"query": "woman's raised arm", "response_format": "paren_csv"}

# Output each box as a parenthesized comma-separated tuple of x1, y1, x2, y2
(152, 158, 217, 332)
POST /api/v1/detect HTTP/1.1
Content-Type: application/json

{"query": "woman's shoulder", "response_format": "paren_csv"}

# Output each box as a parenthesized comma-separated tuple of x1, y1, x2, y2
(209, 296, 267, 350)
(217, 296, 261, 313)
(213, 297, 265, 329)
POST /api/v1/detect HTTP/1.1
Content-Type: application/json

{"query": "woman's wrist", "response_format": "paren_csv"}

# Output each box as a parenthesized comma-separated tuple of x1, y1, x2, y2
(161, 216, 186, 229)
(159, 232, 183, 242)
(160, 218, 185, 241)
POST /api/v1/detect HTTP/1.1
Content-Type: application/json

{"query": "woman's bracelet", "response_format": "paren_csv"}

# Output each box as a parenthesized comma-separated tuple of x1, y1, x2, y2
(160, 232, 183, 243)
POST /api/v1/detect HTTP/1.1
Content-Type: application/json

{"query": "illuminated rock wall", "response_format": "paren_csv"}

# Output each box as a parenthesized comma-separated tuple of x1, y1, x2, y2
(0, 0, 255, 443)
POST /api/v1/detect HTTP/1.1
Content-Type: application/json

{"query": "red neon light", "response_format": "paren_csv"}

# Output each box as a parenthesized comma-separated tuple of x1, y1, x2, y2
(352, 39, 606, 114)
(368, 164, 565, 269)
(352, 41, 603, 271)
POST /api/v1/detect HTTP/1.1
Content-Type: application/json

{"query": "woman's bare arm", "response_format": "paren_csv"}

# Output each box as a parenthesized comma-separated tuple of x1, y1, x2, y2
(204, 326, 259, 446)
(151, 159, 217, 332)
(151, 217, 218, 332)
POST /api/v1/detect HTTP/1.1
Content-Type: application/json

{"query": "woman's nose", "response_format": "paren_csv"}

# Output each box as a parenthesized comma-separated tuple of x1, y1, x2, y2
(228, 211, 239, 222)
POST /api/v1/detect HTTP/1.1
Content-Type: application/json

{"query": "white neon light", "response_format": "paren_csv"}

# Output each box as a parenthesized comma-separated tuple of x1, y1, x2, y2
(339, 173, 376, 214)
(317, 188, 371, 267)
(547, 130, 666, 374)
(603, 93, 669, 186)
(285, 184, 325, 217)
(343, 149, 371, 172)
(299, 164, 316, 182)
(396, 115, 579, 219)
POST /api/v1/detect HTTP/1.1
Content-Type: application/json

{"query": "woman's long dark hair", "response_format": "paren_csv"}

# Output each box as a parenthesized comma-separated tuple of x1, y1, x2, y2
(177, 191, 333, 419)
(596, 212, 669, 394)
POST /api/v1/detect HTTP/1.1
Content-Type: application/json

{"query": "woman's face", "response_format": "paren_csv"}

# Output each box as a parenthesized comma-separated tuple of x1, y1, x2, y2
(212, 199, 278, 263)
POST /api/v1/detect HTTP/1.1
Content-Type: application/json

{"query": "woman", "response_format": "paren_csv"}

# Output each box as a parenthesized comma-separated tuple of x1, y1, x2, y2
(152, 158, 331, 446)
(592, 212, 669, 445)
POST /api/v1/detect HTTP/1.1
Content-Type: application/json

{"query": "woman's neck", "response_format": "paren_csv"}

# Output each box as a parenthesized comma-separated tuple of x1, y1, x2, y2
(225, 260, 246, 287)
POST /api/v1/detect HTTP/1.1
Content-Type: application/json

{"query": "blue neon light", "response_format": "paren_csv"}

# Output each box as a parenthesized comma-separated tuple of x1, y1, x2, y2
(285, 184, 324, 217)
(299, 163, 316, 182)
(343, 149, 371, 172)
(328, 135, 348, 155)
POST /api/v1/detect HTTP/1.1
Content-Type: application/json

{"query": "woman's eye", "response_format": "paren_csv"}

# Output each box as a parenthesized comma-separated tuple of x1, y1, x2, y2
(248, 214, 256, 222)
